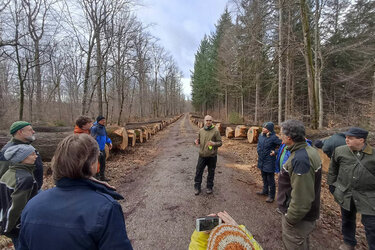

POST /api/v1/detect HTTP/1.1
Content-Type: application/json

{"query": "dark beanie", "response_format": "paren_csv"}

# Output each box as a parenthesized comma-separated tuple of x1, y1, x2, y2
(263, 122, 274, 133)
(10, 121, 31, 135)
(96, 115, 105, 123)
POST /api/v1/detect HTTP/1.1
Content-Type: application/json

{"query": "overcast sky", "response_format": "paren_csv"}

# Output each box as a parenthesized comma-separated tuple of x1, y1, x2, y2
(135, 0, 229, 98)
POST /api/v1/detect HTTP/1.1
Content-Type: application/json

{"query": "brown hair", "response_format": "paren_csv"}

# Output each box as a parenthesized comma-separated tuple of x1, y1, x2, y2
(75, 116, 92, 128)
(52, 134, 99, 181)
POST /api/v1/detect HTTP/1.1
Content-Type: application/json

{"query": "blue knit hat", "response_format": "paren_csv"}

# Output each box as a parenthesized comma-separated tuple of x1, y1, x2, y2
(263, 122, 274, 132)
(4, 144, 36, 163)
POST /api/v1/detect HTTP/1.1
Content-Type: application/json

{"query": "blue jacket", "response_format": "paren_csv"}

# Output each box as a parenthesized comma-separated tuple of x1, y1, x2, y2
(257, 132, 282, 173)
(91, 122, 112, 151)
(19, 178, 133, 250)
(275, 139, 312, 173)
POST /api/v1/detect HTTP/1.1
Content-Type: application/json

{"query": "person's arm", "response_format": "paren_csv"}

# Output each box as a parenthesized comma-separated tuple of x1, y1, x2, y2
(208, 130, 222, 147)
(6, 176, 35, 233)
(327, 149, 339, 193)
(285, 164, 315, 224)
(98, 202, 133, 250)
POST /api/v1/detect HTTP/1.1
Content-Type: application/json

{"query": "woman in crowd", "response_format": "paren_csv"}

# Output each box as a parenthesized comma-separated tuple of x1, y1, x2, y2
(18, 133, 133, 250)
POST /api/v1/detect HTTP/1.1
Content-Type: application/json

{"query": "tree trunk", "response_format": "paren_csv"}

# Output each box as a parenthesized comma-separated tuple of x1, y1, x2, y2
(300, 0, 319, 128)
(235, 125, 248, 138)
(278, 0, 284, 125)
(247, 126, 260, 143)
(225, 127, 234, 138)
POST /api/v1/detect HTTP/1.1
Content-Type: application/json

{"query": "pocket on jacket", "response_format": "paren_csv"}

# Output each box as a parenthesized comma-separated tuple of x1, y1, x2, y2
(333, 182, 348, 205)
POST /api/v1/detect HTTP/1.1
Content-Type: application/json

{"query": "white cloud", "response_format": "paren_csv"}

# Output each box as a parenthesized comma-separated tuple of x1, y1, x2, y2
(135, 0, 228, 97)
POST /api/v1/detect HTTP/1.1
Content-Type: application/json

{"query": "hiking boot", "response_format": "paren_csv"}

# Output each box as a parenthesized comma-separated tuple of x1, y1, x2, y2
(206, 188, 213, 194)
(256, 191, 268, 196)
(266, 197, 274, 203)
(194, 188, 201, 195)
(338, 243, 355, 250)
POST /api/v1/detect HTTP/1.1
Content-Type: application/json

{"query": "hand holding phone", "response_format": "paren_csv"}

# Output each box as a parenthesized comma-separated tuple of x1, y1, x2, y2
(196, 216, 222, 232)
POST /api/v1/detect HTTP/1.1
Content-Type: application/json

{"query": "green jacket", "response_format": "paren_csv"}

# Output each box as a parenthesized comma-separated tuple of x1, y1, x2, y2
(197, 126, 222, 157)
(0, 163, 38, 237)
(328, 144, 375, 215)
(277, 141, 322, 224)
(0, 138, 43, 189)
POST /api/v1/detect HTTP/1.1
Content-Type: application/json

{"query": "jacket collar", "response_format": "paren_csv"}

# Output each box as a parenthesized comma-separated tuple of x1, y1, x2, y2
(9, 162, 35, 172)
(363, 143, 373, 155)
(286, 141, 308, 153)
(11, 138, 31, 145)
(56, 178, 124, 200)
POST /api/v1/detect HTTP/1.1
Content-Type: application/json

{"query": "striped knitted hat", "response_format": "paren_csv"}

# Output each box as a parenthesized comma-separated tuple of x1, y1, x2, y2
(207, 224, 255, 250)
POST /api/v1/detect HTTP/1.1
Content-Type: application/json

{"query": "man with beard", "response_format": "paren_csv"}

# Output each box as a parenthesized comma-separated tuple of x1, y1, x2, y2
(0, 121, 43, 190)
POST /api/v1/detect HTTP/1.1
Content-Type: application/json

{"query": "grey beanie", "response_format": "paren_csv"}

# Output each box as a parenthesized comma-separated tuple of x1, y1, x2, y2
(4, 144, 36, 163)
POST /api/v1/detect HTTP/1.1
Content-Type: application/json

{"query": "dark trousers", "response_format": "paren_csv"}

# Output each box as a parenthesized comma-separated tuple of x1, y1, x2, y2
(12, 236, 19, 249)
(341, 199, 375, 249)
(99, 150, 106, 176)
(194, 156, 217, 190)
(261, 170, 275, 199)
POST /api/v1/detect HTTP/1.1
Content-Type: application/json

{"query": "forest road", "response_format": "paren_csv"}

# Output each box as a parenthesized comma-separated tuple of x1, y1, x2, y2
(118, 113, 340, 250)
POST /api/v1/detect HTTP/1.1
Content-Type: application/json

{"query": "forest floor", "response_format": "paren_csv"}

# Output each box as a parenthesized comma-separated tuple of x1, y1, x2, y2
(0, 113, 368, 249)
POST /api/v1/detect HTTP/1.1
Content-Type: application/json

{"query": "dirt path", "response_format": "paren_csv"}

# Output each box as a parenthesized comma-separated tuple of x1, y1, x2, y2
(116, 113, 343, 250)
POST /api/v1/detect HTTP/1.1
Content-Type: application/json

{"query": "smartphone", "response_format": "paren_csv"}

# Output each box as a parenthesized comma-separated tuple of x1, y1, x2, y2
(196, 216, 222, 232)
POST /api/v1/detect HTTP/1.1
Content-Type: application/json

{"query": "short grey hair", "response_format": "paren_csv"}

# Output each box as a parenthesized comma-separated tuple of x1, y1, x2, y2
(281, 120, 305, 143)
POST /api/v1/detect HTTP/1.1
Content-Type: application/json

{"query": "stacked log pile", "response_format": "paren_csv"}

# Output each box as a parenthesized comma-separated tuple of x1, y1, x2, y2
(189, 113, 262, 144)
(0, 114, 183, 162)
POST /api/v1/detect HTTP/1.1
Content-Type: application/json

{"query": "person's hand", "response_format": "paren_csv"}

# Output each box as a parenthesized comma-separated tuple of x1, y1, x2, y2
(217, 211, 239, 226)
(108, 143, 113, 150)
(207, 141, 215, 146)
(195, 139, 200, 145)
(270, 150, 275, 156)
(90, 176, 116, 190)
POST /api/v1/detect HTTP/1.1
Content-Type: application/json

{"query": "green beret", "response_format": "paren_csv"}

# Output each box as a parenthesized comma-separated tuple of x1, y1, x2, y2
(10, 121, 31, 135)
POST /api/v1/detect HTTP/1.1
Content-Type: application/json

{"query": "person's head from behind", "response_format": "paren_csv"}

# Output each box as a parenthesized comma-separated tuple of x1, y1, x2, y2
(207, 224, 255, 249)
(4, 144, 37, 165)
(10, 121, 35, 142)
(52, 134, 99, 181)
(280, 120, 305, 147)
(76, 116, 93, 130)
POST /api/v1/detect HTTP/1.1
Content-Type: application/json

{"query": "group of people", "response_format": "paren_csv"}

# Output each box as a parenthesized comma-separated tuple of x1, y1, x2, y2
(255, 120, 374, 250)
(193, 116, 374, 250)
(0, 116, 129, 249)
(1, 113, 374, 250)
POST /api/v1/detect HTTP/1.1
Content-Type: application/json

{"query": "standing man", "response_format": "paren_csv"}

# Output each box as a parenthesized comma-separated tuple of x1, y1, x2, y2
(0, 121, 43, 190)
(91, 116, 112, 181)
(194, 115, 222, 195)
(327, 127, 375, 250)
(277, 120, 322, 249)
(74, 116, 93, 134)
(256, 122, 282, 203)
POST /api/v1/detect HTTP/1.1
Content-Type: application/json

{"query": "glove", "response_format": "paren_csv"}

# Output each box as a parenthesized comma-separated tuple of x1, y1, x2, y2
(329, 185, 335, 194)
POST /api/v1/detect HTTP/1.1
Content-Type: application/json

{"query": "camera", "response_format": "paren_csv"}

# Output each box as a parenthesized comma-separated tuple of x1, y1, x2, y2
(196, 216, 222, 232)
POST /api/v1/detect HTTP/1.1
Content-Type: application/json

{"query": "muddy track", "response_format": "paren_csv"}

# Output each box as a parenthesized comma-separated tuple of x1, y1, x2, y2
(117, 113, 343, 250)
